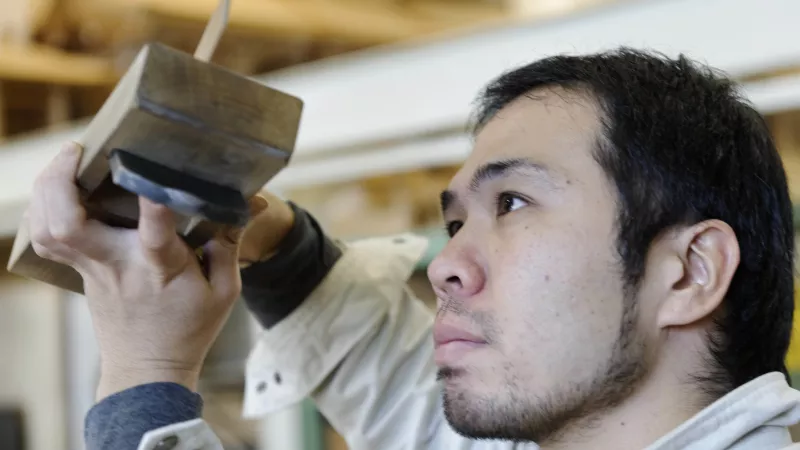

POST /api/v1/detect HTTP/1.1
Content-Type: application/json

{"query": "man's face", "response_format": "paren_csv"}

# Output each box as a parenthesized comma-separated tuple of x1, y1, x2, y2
(428, 89, 649, 442)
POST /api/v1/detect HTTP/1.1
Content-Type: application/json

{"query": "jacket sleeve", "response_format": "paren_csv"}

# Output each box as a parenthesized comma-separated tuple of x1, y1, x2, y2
(239, 202, 342, 329)
(84, 383, 223, 450)
(241, 233, 523, 450)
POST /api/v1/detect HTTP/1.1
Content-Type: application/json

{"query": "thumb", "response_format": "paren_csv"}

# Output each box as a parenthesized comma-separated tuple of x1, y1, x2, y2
(249, 194, 269, 218)
(204, 226, 244, 302)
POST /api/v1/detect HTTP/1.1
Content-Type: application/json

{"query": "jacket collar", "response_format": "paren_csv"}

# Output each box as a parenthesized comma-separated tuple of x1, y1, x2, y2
(646, 372, 800, 450)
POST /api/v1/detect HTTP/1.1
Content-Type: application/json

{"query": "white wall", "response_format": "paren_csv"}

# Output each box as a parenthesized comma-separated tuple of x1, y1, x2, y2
(63, 293, 100, 450)
(0, 271, 67, 450)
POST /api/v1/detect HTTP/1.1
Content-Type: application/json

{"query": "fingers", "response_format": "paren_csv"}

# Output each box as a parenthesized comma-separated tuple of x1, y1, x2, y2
(29, 143, 119, 266)
(27, 201, 71, 265)
(205, 226, 244, 302)
(41, 143, 87, 239)
(138, 197, 188, 272)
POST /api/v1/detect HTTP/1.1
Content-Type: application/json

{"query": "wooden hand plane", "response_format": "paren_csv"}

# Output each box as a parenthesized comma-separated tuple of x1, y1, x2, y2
(7, 0, 303, 293)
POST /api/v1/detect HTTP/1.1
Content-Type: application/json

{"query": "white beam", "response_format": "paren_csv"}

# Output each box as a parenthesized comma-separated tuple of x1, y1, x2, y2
(744, 74, 800, 115)
(267, 73, 800, 191)
(259, 0, 800, 156)
(270, 133, 470, 190)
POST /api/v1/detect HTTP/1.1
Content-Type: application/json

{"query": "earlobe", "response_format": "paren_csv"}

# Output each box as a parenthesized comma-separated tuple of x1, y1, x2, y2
(656, 221, 740, 329)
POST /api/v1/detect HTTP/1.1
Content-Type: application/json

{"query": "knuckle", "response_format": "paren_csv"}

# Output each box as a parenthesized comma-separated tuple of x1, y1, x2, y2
(30, 226, 55, 248)
(49, 220, 84, 246)
(215, 283, 241, 304)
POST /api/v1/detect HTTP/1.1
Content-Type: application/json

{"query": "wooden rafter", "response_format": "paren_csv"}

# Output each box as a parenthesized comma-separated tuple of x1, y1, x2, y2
(0, 43, 117, 85)
(769, 111, 800, 203)
(67, 0, 507, 48)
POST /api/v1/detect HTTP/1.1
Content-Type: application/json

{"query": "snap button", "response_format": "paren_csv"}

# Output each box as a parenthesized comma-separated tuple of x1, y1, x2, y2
(153, 435, 179, 450)
(256, 381, 267, 393)
(274, 372, 282, 384)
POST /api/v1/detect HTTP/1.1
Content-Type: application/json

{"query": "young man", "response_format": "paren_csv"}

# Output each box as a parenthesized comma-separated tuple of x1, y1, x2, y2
(29, 49, 800, 450)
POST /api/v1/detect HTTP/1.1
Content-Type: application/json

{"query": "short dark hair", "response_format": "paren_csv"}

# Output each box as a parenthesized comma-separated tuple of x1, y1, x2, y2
(472, 48, 795, 396)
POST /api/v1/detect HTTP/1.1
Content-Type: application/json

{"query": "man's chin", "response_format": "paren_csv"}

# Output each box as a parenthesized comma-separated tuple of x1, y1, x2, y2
(439, 373, 558, 443)
(436, 366, 466, 381)
(441, 383, 504, 440)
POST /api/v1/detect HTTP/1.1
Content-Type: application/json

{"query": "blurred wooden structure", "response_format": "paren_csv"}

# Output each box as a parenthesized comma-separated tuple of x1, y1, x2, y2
(0, 0, 624, 143)
(771, 111, 800, 202)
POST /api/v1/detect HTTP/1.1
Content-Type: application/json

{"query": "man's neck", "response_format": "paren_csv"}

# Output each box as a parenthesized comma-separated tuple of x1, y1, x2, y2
(543, 355, 707, 450)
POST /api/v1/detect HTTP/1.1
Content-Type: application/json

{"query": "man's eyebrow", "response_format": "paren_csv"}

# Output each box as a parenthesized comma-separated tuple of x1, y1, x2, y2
(440, 158, 558, 215)
(469, 158, 556, 192)
(440, 190, 455, 213)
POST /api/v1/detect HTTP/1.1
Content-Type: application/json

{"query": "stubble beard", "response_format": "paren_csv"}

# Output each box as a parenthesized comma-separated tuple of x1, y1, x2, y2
(439, 293, 649, 445)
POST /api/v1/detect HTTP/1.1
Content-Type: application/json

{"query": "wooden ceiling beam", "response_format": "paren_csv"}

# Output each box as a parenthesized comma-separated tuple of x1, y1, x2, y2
(0, 43, 117, 85)
(142, 0, 435, 44)
(406, 1, 507, 22)
(68, 0, 503, 47)
(770, 111, 800, 203)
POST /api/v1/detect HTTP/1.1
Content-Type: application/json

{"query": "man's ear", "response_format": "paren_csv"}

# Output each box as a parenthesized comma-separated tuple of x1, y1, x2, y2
(656, 220, 740, 329)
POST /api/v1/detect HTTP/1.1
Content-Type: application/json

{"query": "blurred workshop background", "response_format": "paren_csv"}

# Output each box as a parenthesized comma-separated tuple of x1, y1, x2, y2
(0, 0, 799, 449)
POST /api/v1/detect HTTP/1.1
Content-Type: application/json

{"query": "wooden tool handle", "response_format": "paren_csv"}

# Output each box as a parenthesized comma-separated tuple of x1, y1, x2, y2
(194, 0, 230, 62)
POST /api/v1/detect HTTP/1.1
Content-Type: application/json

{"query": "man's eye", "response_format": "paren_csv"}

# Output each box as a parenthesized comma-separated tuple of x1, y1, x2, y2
(497, 193, 528, 215)
(445, 221, 463, 237)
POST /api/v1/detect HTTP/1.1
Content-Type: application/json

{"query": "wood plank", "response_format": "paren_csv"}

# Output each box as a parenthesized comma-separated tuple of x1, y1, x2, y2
(68, 0, 486, 46)
(785, 276, 800, 372)
(0, 0, 58, 40)
(769, 112, 800, 203)
(46, 86, 70, 126)
(0, 43, 117, 85)
(0, 82, 5, 140)
(144, 0, 435, 43)
(7, 43, 302, 293)
(405, 1, 507, 25)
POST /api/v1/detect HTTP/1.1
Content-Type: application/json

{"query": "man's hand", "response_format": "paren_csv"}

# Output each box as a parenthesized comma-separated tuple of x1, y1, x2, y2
(27, 142, 258, 400)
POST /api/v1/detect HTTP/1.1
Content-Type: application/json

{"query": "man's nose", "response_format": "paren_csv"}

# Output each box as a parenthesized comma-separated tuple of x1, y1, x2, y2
(427, 239, 485, 300)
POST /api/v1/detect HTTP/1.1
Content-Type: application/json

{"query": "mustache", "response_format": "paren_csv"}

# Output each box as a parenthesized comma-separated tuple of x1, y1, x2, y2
(437, 295, 498, 344)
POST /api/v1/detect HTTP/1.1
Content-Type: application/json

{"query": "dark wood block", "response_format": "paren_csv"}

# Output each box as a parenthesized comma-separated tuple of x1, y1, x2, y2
(7, 42, 303, 293)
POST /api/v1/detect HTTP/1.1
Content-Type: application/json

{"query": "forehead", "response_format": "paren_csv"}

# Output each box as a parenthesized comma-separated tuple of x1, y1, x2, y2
(453, 88, 605, 188)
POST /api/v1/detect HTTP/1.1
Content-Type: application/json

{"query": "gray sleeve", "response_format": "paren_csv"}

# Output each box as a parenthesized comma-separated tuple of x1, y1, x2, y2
(240, 202, 343, 329)
(84, 383, 202, 450)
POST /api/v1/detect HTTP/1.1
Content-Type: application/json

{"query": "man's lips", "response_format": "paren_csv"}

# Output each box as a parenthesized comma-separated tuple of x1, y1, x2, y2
(433, 323, 487, 367)
(433, 323, 487, 347)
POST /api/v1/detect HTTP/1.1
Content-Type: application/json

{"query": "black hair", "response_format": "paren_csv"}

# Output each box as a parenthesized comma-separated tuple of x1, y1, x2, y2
(473, 48, 795, 397)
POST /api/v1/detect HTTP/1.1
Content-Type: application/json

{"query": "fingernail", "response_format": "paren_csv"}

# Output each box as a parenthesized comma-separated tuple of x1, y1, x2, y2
(61, 142, 81, 156)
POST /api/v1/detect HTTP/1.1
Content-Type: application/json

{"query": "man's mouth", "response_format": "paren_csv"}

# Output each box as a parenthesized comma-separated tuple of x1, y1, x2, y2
(433, 322, 487, 367)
